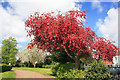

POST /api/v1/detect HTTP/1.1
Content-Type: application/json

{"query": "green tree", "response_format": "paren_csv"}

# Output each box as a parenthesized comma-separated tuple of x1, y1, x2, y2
(0, 48, 2, 63)
(1, 37, 18, 64)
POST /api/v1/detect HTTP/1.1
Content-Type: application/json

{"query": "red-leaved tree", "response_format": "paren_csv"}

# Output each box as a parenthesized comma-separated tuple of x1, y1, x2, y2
(25, 10, 118, 69)
(93, 37, 118, 62)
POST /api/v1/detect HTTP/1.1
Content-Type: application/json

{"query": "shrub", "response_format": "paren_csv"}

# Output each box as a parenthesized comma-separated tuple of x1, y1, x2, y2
(0, 64, 12, 72)
(14, 59, 21, 67)
(56, 63, 75, 78)
(36, 62, 43, 68)
(19, 63, 25, 67)
(44, 56, 53, 65)
(43, 61, 57, 69)
(51, 62, 61, 75)
(14, 63, 21, 67)
(24, 62, 33, 67)
(42, 64, 54, 68)
(24, 62, 29, 67)
(63, 69, 85, 78)
(28, 62, 34, 67)
(85, 60, 112, 79)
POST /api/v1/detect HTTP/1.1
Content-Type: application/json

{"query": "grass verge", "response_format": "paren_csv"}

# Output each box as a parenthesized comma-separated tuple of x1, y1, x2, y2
(0, 71, 16, 79)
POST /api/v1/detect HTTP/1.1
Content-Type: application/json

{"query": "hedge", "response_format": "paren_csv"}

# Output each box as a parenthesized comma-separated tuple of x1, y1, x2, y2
(0, 64, 12, 72)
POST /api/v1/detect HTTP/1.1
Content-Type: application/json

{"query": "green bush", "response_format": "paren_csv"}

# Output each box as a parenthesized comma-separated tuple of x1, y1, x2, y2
(24, 62, 29, 67)
(36, 62, 43, 68)
(44, 56, 53, 65)
(0, 64, 12, 72)
(56, 63, 75, 78)
(14, 59, 21, 67)
(51, 62, 61, 75)
(42, 64, 54, 68)
(85, 60, 112, 79)
(23, 62, 34, 67)
(63, 69, 85, 78)
(14, 63, 21, 67)
(43, 61, 57, 69)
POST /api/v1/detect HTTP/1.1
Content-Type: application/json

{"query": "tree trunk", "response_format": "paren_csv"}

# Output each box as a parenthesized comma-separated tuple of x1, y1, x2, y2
(28, 61, 30, 67)
(33, 63, 35, 68)
(75, 57, 80, 69)
(64, 47, 81, 69)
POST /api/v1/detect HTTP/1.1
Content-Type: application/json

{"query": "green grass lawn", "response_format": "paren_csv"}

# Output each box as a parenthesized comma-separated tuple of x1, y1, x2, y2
(13, 67, 56, 78)
(0, 71, 16, 79)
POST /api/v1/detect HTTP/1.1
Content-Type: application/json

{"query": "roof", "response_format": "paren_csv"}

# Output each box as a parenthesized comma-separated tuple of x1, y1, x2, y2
(103, 60, 113, 65)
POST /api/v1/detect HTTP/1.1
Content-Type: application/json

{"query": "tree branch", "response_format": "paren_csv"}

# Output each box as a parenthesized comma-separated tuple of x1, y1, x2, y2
(77, 52, 81, 60)
(64, 47, 75, 61)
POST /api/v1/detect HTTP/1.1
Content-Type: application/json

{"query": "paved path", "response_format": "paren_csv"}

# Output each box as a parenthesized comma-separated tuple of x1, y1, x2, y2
(12, 69, 54, 80)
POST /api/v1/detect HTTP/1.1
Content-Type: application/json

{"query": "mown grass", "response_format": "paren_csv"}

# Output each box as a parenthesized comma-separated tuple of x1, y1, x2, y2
(13, 67, 56, 78)
(0, 71, 16, 79)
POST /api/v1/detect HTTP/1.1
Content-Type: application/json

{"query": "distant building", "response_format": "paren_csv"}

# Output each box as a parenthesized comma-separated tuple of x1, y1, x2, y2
(113, 55, 120, 67)
(103, 60, 113, 66)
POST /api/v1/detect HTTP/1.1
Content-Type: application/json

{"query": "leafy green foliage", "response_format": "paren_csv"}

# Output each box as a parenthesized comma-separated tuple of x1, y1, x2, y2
(44, 55, 53, 65)
(62, 69, 85, 78)
(44, 51, 74, 65)
(79, 57, 96, 70)
(42, 64, 54, 69)
(0, 64, 12, 72)
(85, 60, 112, 79)
(14, 59, 21, 67)
(23, 61, 34, 67)
(43, 61, 57, 69)
(35, 62, 44, 68)
(51, 62, 61, 76)
(1, 37, 18, 64)
(53, 51, 75, 64)
(56, 63, 75, 78)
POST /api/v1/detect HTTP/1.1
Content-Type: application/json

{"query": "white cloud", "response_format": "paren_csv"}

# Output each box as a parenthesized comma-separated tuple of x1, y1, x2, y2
(92, 0, 103, 12)
(76, 0, 118, 2)
(96, 8, 118, 45)
(76, 0, 85, 2)
(0, 5, 31, 42)
(0, 0, 77, 43)
(0, 44, 1, 46)
(8, 0, 76, 19)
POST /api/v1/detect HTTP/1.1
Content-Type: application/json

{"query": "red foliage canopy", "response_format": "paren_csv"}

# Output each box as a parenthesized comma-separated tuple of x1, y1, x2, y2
(93, 37, 118, 61)
(25, 10, 118, 61)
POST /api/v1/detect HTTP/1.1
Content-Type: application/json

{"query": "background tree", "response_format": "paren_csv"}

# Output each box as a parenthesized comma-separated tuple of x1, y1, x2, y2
(1, 37, 18, 64)
(0, 48, 2, 63)
(16, 48, 33, 67)
(25, 10, 118, 69)
(93, 37, 118, 62)
(17, 44, 47, 68)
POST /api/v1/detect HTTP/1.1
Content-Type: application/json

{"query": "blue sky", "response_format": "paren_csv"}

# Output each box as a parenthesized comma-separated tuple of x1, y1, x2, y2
(0, 0, 119, 49)
(0, 2, 12, 9)
(76, 2, 118, 34)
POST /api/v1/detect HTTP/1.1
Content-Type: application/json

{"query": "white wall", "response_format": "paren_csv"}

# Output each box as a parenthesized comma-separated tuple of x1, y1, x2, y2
(113, 55, 120, 66)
